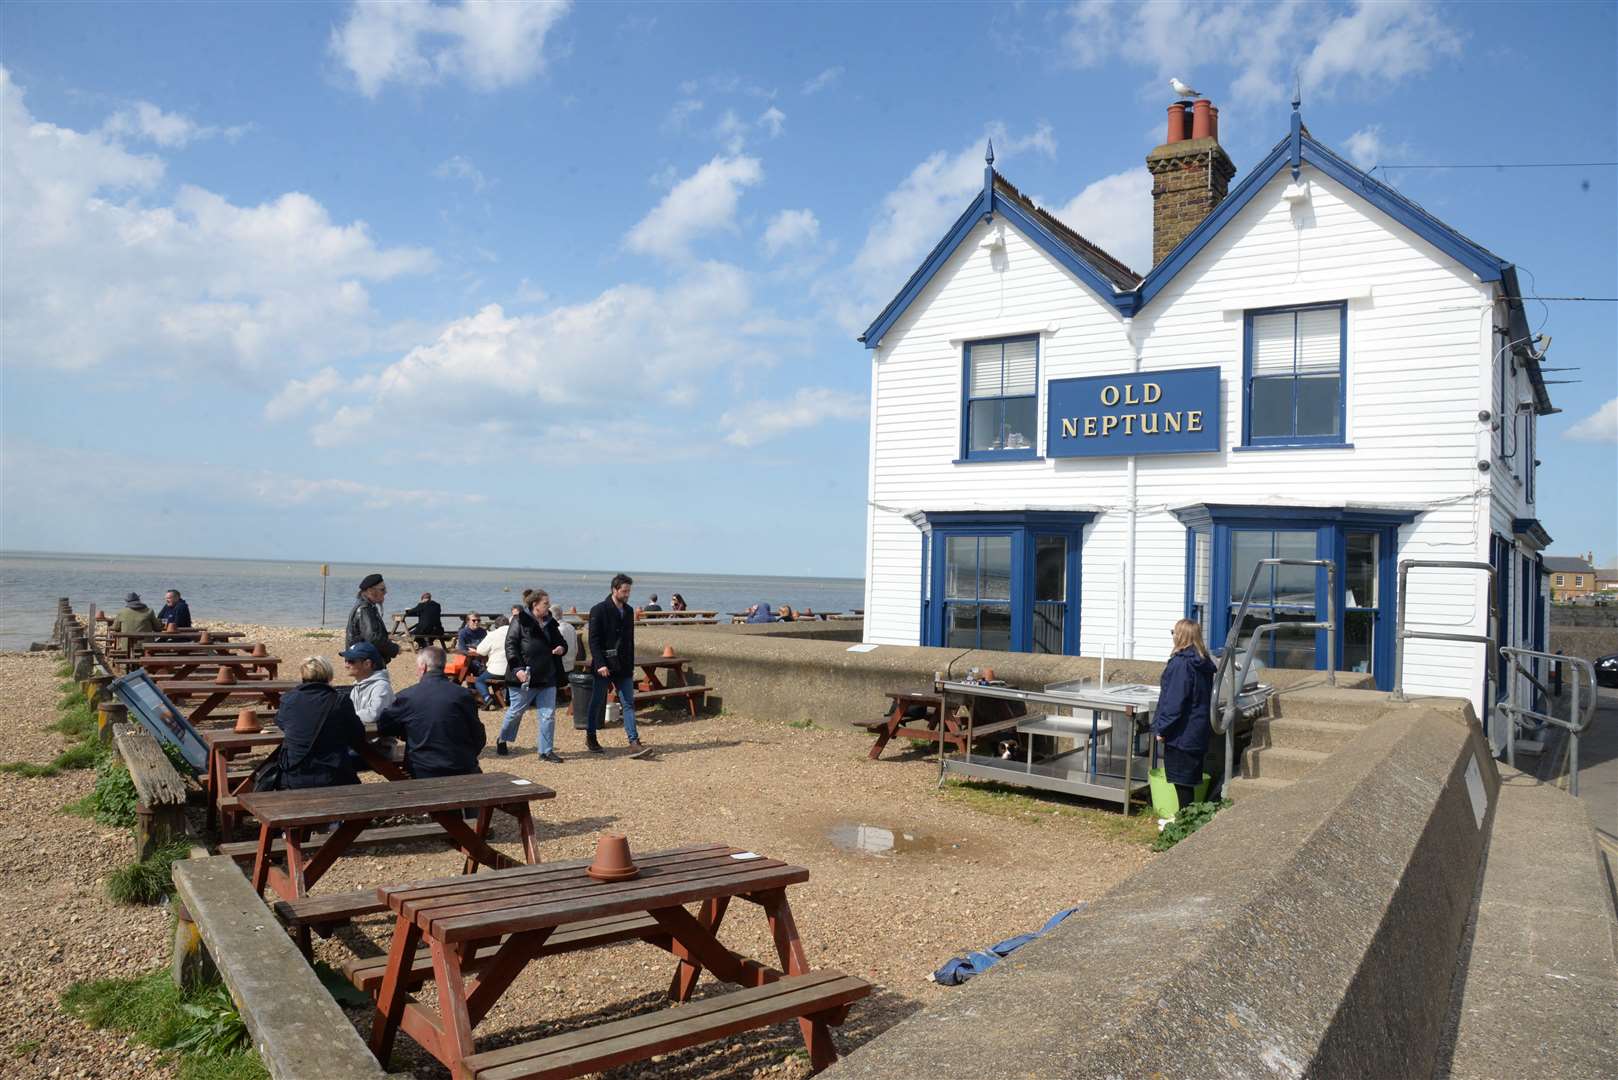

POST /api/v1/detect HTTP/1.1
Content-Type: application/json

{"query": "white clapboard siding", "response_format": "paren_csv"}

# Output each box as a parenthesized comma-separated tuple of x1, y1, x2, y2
(865, 164, 1519, 711)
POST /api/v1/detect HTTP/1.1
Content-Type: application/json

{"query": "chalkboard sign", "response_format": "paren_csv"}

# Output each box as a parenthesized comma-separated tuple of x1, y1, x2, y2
(109, 670, 206, 774)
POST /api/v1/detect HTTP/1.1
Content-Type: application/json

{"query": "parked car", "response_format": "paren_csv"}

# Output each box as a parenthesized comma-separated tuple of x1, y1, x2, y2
(1595, 653, 1618, 689)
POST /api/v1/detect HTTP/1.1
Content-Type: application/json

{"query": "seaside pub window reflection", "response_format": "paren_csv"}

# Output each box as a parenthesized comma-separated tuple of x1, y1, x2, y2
(963, 336, 1038, 460)
(1032, 535, 1067, 654)
(943, 535, 1012, 650)
(1343, 531, 1378, 675)
(1229, 529, 1319, 670)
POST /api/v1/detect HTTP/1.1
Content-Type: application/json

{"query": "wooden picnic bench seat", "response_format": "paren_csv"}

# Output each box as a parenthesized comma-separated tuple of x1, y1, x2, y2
(217, 821, 445, 863)
(461, 970, 871, 1080)
(113, 723, 189, 859)
(341, 912, 669, 995)
(171, 855, 388, 1080)
(630, 683, 710, 719)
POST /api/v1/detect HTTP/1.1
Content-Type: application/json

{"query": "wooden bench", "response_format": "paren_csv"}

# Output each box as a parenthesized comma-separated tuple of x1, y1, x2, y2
(171, 855, 387, 1080)
(341, 912, 668, 995)
(217, 821, 445, 863)
(113, 723, 189, 859)
(630, 683, 711, 719)
(460, 971, 871, 1079)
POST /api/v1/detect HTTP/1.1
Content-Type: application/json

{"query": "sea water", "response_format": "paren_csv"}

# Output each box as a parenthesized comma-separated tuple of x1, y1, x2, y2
(0, 551, 865, 651)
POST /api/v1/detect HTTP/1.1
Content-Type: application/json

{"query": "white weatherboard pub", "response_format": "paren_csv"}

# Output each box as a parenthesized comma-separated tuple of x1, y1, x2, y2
(858, 97, 1555, 737)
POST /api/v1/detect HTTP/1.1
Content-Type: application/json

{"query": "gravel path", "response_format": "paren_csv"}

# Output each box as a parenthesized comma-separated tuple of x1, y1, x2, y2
(1, 625, 1156, 1078)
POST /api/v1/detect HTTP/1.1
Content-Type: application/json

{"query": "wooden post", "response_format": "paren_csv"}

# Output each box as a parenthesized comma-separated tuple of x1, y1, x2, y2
(72, 648, 93, 681)
(98, 701, 127, 745)
(171, 848, 218, 991)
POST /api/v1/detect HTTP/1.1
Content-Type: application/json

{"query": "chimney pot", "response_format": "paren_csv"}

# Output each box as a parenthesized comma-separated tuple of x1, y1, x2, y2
(1191, 99, 1213, 140)
(1210, 104, 1220, 141)
(1165, 103, 1187, 145)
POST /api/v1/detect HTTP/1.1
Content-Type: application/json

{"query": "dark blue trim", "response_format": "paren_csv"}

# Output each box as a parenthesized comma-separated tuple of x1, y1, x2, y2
(1170, 503, 1419, 529)
(1241, 301, 1348, 447)
(860, 192, 987, 348)
(1512, 517, 1553, 549)
(990, 195, 1132, 305)
(961, 334, 1041, 462)
(1231, 443, 1355, 453)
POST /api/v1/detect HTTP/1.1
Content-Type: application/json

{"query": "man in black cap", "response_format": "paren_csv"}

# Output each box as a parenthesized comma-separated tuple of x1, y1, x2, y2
(346, 573, 400, 662)
(112, 592, 161, 636)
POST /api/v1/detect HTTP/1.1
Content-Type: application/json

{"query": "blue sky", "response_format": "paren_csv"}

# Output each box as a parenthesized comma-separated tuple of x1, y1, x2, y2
(1, 0, 1613, 577)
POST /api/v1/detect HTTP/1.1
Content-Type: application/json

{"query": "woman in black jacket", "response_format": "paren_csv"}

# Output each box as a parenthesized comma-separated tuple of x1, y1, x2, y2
(275, 656, 368, 790)
(498, 590, 568, 760)
(1151, 619, 1217, 811)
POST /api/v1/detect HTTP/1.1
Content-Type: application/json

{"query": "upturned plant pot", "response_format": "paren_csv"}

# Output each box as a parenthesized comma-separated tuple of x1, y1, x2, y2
(587, 834, 639, 881)
(234, 708, 263, 734)
(214, 666, 238, 686)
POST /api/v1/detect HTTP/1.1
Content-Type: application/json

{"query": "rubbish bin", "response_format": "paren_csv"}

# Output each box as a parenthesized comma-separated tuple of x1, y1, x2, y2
(569, 671, 594, 729)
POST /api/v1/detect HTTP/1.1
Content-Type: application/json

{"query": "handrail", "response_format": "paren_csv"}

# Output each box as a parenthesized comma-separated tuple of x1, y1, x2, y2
(1389, 560, 1497, 696)
(1498, 646, 1597, 795)
(1213, 557, 1337, 793)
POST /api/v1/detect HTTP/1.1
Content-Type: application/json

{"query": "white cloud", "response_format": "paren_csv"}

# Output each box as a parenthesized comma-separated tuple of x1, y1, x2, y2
(302, 262, 785, 448)
(1342, 126, 1387, 169)
(434, 153, 490, 191)
(264, 367, 348, 421)
(1565, 398, 1618, 444)
(1049, 167, 1153, 275)
(758, 106, 786, 138)
(714, 109, 749, 153)
(0, 68, 434, 373)
(101, 101, 247, 148)
(665, 97, 704, 130)
(1063, 0, 1461, 106)
(721, 387, 867, 447)
(762, 209, 820, 256)
(801, 67, 842, 95)
(625, 154, 763, 259)
(330, 0, 572, 98)
(852, 124, 1055, 288)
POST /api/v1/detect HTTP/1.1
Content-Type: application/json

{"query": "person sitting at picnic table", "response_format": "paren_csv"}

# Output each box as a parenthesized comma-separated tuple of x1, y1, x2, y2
(1151, 618, 1218, 810)
(456, 611, 488, 652)
(777, 604, 796, 622)
(346, 573, 401, 662)
(274, 656, 367, 790)
(374, 645, 485, 783)
(340, 641, 394, 725)
(157, 589, 192, 631)
(745, 600, 776, 624)
(670, 593, 688, 613)
(643, 594, 663, 612)
(500, 591, 569, 760)
(405, 591, 445, 649)
(472, 615, 510, 710)
(112, 592, 161, 635)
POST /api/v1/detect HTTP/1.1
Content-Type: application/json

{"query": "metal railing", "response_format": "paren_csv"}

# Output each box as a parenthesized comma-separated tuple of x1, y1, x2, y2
(1390, 561, 1498, 735)
(1498, 646, 1597, 795)
(1212, 558, 1337, 790)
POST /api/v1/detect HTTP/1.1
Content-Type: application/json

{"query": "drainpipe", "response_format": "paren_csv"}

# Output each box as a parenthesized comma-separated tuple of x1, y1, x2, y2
(1122, 316, 1141, 660)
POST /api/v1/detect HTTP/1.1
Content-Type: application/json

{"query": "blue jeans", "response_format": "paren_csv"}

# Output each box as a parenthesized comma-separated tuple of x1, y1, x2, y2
(588, 671, 639, 743)
(472, 668, 499, 703)
(500, 682, 556, 754)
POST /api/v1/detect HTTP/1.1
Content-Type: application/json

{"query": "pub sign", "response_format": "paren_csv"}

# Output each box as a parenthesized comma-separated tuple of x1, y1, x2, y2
(1046, 366, 1221, 458)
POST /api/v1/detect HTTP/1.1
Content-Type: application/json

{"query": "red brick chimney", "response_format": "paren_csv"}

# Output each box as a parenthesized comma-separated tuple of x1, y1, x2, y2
(1146, 96, 1236, 266)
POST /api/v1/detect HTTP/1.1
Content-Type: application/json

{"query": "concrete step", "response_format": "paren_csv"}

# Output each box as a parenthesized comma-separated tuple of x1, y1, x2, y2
(1441, 769, 1618, 1079)
(1242, 745, 1329, 782)
(1252, 716, 1369, 755)
(1270, 684, 1393, 725)
(1226, 776, 1291, 801)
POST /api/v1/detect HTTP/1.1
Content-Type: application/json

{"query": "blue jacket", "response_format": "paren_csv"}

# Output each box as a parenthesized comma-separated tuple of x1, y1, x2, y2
(375, 672, 485, 779)
(1151, 647, 1217, 755)
(157, 599, 192, 629)
(276, 682, 365, 790)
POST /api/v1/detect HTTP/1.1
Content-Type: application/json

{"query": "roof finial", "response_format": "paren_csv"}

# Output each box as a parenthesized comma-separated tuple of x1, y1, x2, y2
(1292, 74, 1301, 113)
(985, 139, 994, 166)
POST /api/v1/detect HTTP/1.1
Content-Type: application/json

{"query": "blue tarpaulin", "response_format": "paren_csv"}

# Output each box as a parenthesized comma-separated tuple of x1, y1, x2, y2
(929, 906, 1086, 985)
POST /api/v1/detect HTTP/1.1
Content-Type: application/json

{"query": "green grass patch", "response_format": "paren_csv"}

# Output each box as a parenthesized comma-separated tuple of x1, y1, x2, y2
(54, 662, 72, 678)
(941, 779, 1159, 847)
(47, 700, 98, 740)
(0, 760, 59, 778)
(65, 757, 138, 825)
(302, 630, 336, 639)
(106, 839, 191, 905)
(11, 1037, 42, 1056)
(61, 968, 266, 1080)
(786, 718, 818, 730)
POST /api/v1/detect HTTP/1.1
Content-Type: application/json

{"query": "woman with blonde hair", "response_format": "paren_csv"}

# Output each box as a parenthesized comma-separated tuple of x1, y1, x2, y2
(1151, 618, 1217, 811)
(270, 655, 367, 790)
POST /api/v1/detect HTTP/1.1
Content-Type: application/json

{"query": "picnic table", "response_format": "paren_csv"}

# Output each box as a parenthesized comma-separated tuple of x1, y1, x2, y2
(108, 628, 244, 654)
(857, 688, 1027, 760)
(623, 655, 710, 720)
(158, 678, 299, 726)
(237, 772, 554, 902)
(199, 724, 407, 834)
(137, 640, 261, 656)
(114, 653, 281, 681)
(391, 611, 498, 645)
(367, 843, 870, 1078)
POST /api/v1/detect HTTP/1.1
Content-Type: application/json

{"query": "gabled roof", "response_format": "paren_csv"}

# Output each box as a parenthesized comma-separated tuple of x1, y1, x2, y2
(1543, 556, 1596, 574)
(859, 110, 1554, 414)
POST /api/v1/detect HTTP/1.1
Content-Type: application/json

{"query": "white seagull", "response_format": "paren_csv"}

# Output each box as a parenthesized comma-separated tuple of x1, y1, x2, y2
(1170, 77, 1202, 98)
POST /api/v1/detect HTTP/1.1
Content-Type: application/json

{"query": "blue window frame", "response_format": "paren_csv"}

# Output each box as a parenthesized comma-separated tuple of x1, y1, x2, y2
(961, 335, 1039, 461)
(918, 511, 1091, 653)
(1242, 302, 1347, 448)
(1176, 504, 1415, 691)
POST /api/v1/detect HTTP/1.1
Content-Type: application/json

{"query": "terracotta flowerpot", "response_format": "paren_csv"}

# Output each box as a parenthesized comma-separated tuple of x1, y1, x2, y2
(981, 667, 996, 682)
(234, 708, 262, 734)
(198, 631, 212, 645)
(250, 643, 268, 658)
(215, 666, 238, 685)
(660, 644, 675, 658)
(587, 834, 639, 882)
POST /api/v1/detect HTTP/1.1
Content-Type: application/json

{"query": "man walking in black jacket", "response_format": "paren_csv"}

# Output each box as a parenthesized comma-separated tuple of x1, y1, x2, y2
(375, 645, 485, 780)
(586, 573, 646, 755)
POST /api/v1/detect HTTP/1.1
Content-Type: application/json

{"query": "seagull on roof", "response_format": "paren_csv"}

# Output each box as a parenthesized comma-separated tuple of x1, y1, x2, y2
(1170, 77, 1202, 98)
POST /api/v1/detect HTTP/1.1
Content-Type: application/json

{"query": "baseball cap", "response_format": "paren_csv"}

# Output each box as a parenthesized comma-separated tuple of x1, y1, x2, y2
(340, 642, 384, 666)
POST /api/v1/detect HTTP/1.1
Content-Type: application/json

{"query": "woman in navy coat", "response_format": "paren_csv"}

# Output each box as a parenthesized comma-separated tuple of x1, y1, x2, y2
(1152, 618, 1217, 810)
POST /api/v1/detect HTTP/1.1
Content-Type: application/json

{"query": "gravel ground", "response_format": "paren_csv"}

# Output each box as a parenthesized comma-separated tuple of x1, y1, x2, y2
(1, 624, 1156, 1079)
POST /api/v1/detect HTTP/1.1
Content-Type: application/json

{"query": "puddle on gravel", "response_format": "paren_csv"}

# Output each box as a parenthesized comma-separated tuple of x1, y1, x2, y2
(825, 821, 964, 857)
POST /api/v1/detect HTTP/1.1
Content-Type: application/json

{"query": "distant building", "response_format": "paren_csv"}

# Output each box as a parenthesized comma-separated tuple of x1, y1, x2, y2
(1595, 565, 1618, 593)
(858, 95, 1557, 746)
(1545, 554, 1598, 601)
